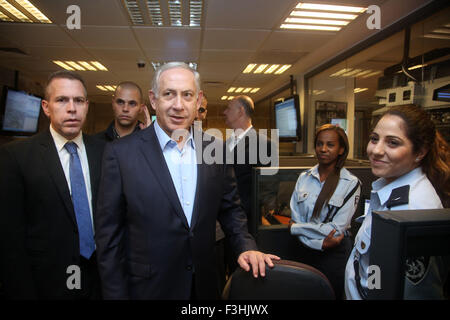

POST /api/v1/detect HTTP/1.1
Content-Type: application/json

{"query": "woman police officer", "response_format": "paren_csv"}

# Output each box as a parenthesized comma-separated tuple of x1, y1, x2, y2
(289, 124, 361, 298)
(345, 104, 450, 299)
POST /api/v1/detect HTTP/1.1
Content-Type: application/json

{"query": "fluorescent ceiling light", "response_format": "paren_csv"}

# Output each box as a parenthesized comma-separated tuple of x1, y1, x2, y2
(124, 0, 144, 25)
(354, 69, 373, 77)
(243, 64, 257, 73)
(274, 64, 292, 74)
(0, 10, 12, 21)
(227, 96, 234, 100)
(78, 61, 97, 71)
(424, 34, 450, 40)
(151, 61, 197, 70)
(0, 0, 32, 22)
(250, 88, 260, 93)
(227, 87, 236, 93)
(147, 0, 163, 26)
(243, 88, 252, 93)
(296, 3, 366, 13)
(190, 0, 203, 27)
(221, 96, 228, 100)
(281, 24, 341, 31)
(96, 85, 108, 92)
(432, 28, 450, 34)
(53, 61, 108, 71)
(235, 87, 244, 93)
(53, 61, 75, 71)
(361, 70, 382, 78)
(342, 69, 362, 77)
(65, 61, 86, 71)
(354, 88, 368, 93)
(90, 61, 108, 71)
(285, 17, 349, 26)
(264, 64, 280, 74)
(330, 68, 352, 77)
(291, 11, 357, 20)
(15, 0, 51, 23)
(168, 0, 182, 26)
(254, 64, 269, 74)
(104, 85, 116, 91)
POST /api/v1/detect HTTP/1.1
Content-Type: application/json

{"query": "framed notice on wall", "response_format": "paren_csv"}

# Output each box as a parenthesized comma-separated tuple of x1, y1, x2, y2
(315, 101, 347, 130)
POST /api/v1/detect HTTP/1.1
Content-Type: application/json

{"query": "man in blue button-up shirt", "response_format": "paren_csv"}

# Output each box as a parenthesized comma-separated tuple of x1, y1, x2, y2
(95, 62, 279, 300)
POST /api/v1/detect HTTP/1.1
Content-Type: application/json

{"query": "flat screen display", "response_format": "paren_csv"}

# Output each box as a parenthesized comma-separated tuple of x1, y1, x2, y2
(1, 87, 41, 135)
(275, 95, 300, 139)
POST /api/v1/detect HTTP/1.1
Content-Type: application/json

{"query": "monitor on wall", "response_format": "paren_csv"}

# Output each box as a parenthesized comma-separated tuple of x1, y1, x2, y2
(0, 86, 42, 136)
(274, 94, 301, 141)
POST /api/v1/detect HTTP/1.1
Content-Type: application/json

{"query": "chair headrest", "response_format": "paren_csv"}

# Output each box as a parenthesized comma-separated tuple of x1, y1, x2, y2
(222, 259, 335, 300)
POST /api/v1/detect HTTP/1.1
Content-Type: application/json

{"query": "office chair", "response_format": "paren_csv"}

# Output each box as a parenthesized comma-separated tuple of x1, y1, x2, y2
(222, 259, 335, 300)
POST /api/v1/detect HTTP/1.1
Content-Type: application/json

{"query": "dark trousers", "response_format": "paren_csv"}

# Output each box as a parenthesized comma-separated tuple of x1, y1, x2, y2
(295, 237, 352, 300)
(75, 252, 102, 300)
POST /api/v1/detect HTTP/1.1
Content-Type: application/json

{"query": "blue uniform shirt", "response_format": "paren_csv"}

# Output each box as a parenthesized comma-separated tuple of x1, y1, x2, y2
(290, 165, 361, 251)
(345, 167, 448, 299)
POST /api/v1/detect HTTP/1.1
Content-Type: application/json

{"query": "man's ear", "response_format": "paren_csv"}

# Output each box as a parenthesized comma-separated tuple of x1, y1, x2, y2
(41, 100, 50, 117)
(148, 90, 157, 111)
(197, 91, 204, 109)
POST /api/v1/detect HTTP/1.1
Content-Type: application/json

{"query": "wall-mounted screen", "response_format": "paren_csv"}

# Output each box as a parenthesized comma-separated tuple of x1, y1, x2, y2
(274, 94, 301, 140)
(1, 86, 41, 136)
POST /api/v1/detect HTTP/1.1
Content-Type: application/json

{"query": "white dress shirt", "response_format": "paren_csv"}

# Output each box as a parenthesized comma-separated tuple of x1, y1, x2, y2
(49, 126, 94, 228)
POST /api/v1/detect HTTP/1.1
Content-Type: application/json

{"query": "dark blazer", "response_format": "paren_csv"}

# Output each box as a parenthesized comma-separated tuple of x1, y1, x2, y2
(0, 130, 105, 299)
(225, 128, 276, 220)
(95, 123, 257, 300)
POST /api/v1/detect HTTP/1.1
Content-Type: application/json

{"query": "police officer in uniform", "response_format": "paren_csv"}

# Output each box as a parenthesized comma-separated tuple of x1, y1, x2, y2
(345, 105, 450, 300)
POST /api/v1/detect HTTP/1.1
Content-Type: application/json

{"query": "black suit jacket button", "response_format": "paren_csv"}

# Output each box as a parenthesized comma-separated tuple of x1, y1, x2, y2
(186, 265, 192, 271)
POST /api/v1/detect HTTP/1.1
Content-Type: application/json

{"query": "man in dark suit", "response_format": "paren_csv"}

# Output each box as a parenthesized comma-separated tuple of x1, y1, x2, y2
(95, 62, 279, 300)
(0, 71, 104, 299)
(223, 95, 278, 223)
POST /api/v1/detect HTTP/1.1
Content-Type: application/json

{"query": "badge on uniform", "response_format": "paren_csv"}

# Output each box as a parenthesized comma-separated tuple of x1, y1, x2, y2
(386, 185, 410, 209)
(405, 256, 430, 284)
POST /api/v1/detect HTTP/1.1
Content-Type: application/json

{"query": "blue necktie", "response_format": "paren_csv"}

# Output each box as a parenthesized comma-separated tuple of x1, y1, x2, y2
(65, 142, 95, 259)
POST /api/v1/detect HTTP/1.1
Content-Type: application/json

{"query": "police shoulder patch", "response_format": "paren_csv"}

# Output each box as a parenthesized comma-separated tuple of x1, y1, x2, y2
(405, 256, 430, 284)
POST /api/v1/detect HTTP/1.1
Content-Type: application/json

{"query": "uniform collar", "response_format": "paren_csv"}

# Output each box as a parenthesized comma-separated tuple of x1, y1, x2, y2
(371, 167, 424, 206)
(307, 165, 352, 181)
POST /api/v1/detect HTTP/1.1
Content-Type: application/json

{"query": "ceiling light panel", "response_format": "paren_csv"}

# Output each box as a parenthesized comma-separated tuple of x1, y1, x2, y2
(189, 0, 202, 27)
(0, 0, 32, 22)
(147, 0, 163, 26)
(124, 0, 144, 25)
(168, 0, 182, 26)
(151, 61, 198, 70)
(281, 2, 366, 32)
(15, 0, 51, 23)
(53, 61, 108, 71)
(242, 64, 291, 75)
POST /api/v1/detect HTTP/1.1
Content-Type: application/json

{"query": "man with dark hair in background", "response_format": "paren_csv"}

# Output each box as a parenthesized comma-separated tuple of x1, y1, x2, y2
(96, 81, 150, 142)
(0, 70, 105, 299)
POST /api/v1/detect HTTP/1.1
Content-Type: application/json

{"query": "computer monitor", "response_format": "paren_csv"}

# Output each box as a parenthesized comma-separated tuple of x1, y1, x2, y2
(369, 209, 450, 299)
(0, 86, 41, 136)
(274, 94, 301, 141)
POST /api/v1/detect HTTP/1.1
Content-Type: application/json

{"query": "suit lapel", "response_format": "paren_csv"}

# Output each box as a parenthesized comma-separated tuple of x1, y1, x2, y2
(139, 125, 189, 229)
(38, 130, 77, 227)
(84, 134, 103, 212)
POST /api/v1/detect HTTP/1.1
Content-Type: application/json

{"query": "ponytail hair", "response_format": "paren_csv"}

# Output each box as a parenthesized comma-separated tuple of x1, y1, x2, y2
(381, 105, 450, 207)
(311, 124, 350, 219)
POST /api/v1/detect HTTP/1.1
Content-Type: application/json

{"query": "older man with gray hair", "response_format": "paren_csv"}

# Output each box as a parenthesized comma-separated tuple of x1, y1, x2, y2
(95, 62, 279, 300)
